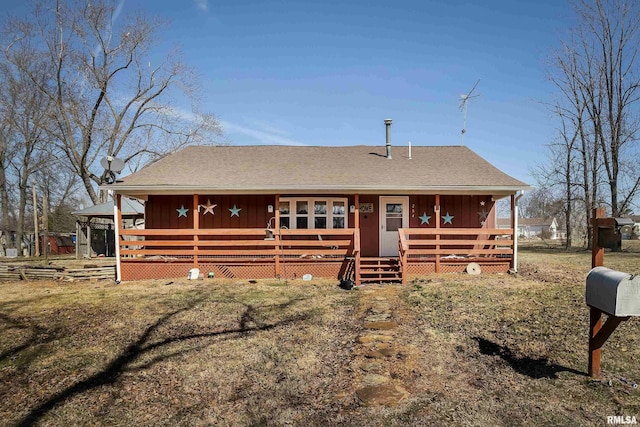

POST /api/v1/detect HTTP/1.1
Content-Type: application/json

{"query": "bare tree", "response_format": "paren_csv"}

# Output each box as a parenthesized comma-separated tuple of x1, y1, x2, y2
(573, 0, 640, 216)
(3, 0, 220, 204)
(546, 0, 640, 253)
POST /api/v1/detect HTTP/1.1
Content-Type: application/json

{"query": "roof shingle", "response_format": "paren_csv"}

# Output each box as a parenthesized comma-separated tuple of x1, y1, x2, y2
(110, 145, 529, 194)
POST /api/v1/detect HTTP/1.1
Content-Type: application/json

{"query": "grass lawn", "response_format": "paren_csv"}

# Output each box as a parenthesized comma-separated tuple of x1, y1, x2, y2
(1, 245, 639, 426)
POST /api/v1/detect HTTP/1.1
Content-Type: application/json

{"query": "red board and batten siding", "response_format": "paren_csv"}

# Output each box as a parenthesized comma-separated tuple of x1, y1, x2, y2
(146, 195, 275, 229)
(144, 194, 496, 256)
(145, 194, 358, 229)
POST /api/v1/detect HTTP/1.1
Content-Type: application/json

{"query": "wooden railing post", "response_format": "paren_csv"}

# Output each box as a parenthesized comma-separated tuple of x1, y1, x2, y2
(274, 195, 280, 277)
(399, 229, 408, 285)
(354, 228, 361, 286)
(435, 194, 441, 273)
(193, 194, 199, 268)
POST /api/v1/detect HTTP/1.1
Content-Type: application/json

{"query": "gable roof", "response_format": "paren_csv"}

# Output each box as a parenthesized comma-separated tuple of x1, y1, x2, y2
(107, 145, 529, 196)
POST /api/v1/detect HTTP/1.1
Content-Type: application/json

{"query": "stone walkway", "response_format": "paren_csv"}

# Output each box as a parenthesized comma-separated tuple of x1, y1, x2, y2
(354, 288, 410, 407)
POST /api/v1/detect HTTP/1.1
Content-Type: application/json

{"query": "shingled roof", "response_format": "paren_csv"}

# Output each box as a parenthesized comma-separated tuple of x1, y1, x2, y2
(108, 145, 529, 196)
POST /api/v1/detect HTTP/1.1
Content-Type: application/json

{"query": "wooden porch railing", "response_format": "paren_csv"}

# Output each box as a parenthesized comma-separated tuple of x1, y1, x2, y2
(398, 227, 514, 284)
(118, 228, 360, 283)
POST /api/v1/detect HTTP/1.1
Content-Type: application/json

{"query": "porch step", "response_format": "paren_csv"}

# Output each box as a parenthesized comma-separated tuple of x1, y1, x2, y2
(359, 257, 402, 284)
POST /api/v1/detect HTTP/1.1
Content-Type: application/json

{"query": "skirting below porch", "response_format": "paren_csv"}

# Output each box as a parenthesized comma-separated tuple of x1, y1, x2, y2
(120, 259, 352, 281)
(119, 257, 510, 282)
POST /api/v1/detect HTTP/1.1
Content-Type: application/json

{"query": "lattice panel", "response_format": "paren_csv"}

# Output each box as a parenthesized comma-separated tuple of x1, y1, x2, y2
(121, 259, 510, 281)
(279, 262, 343, 280)
(406, 261, 509, 275)
(121, 262, 193, 281)
(407, 263, 436, 275)
(198, 263, 276, 279)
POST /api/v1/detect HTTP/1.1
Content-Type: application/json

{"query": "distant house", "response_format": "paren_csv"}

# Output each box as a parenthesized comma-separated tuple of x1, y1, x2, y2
(498, 217, 560, 239)
(105, 125, 529, 283)
(621, 215, 640, 240)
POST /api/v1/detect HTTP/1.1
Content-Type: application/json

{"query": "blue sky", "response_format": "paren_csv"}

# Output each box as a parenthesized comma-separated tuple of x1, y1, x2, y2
(4, 0, 576, 184)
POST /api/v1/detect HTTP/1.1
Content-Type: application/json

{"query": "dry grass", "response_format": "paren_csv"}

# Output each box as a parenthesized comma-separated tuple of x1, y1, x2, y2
(1, 246, 639, 426)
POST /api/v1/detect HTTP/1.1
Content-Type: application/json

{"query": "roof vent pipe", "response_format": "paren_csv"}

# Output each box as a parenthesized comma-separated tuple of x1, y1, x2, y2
(384, 118, 392, 159)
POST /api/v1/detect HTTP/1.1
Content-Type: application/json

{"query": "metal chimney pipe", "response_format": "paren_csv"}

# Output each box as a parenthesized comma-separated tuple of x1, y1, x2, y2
(384, 118, 392, 159)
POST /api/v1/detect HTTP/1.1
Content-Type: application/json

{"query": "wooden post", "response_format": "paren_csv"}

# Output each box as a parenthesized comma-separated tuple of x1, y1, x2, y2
(354, 194, 360, 286)
(588, 306, 603, 378)
(510, 194, 516, 270)
(193, 194, 199, 268)
(274, 194, 280, 277)
(587, 206, 630, 378)
(435, 194, 440, 273)
(114, 194, 123, 282)
(32, 185, 40, 257)
(592, 207, 605, 268)
(589, 207, 605, 377)
(43, 190, 48, 261)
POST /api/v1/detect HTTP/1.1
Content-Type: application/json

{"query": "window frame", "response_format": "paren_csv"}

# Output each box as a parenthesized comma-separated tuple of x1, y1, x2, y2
(279, 197, 349, 230)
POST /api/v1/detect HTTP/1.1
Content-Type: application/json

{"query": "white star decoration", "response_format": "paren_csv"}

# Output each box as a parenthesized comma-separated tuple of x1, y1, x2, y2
(480, 200, 486, 206)
(176, 205, 189, 218)
(419, 212, 431, 225)
(229, 204, 242, 217)
(200, 199, 217, 215)
(442, 212, 454, 225)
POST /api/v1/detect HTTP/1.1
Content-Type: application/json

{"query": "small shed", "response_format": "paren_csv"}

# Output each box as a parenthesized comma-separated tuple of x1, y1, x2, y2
(73, 198, 144, 259)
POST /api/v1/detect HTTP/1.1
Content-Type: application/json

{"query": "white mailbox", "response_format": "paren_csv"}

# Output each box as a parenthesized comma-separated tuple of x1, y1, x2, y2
(586, 267, 640, 316)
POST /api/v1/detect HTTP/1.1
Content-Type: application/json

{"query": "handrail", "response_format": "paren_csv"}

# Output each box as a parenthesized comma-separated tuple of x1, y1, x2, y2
(118, 228, 360, 261)
(398, 228, 514, 274)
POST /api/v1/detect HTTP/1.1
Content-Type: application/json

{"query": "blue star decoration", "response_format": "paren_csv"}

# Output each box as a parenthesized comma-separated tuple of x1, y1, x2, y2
(229, 204, 242, 217)
(442, 212, 454, 225)
(176, 205, 189, 218)
(419, 212, 431, 225)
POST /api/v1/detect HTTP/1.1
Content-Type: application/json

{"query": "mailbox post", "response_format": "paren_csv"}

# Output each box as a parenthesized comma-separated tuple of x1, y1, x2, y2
(587, 208, 637, 378)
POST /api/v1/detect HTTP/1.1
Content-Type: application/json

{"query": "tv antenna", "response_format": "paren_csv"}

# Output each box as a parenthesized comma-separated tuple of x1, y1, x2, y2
(459, 79, 480, 145)
(100, 155, 125, 184)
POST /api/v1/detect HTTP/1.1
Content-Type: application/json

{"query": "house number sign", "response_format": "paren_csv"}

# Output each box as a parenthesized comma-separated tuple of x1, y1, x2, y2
(359, 203, 374, 213)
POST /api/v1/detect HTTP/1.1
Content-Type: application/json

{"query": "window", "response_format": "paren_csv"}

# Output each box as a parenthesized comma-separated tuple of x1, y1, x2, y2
(279, 197, 348, 229)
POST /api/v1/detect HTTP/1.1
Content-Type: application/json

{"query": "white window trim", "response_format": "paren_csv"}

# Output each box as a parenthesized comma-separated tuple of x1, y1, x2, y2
(279, 197, 348, 229)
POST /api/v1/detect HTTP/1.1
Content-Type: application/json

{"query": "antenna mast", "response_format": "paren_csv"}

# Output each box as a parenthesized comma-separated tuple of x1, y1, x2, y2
(459, 79, 480, 144)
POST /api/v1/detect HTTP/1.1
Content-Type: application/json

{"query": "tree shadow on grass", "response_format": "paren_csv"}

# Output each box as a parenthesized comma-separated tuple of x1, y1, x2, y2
(17, 297, 311, 427)
(473, 337, 586, 379)
(0, 312, 61, 364)
(0, 295, 62, 365)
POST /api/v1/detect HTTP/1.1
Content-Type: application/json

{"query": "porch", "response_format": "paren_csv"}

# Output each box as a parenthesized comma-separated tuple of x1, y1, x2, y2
(117, 226, 514, 283)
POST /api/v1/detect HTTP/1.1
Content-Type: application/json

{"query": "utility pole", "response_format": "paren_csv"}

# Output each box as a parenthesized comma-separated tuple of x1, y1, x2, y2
(32, 185, 40, 257)
(43, 190, 48, 261)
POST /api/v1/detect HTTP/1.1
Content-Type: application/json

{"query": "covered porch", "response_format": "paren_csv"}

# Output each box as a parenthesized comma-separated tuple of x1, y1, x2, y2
(114, 194, 517, 284)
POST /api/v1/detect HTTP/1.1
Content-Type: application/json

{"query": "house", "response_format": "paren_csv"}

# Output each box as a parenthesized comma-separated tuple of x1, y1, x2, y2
(106, 124, 529, 284)
(510, 217, 560, 239)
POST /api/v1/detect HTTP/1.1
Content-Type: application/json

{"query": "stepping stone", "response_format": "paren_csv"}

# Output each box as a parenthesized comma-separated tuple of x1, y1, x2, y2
(356, 334, 394, 344)
(364, 350, 385, 359)
(364, 321, 398, 330)
(360, 362, 387, 373)
(378, 347, 397, 357)
(362, 374, 389, 386)
(365, 313, 391, 322)
(356, 384, 410, 407)
(370, 304, 391, 314)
